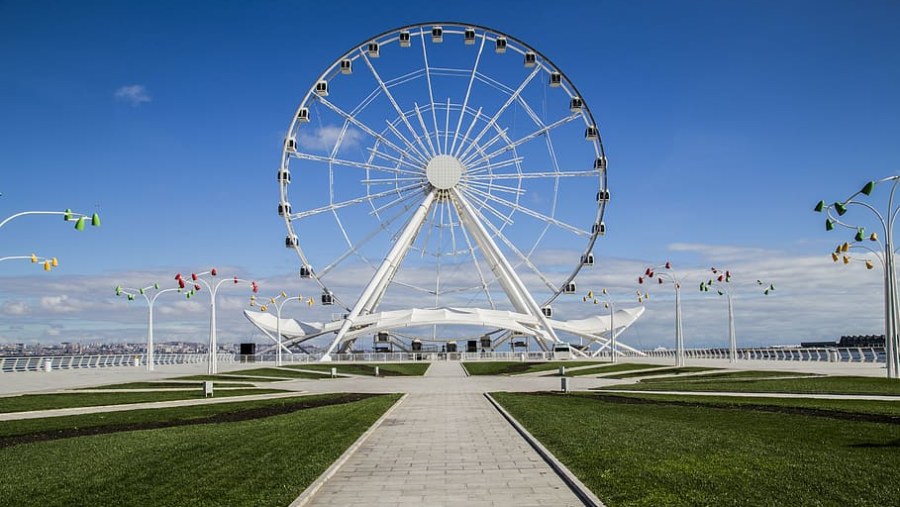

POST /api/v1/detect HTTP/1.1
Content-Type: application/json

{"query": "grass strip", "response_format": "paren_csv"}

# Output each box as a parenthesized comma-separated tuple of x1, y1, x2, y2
(493, 391, 900, 506)
(635, 369, 819, 383)
(600, 375, 900, 395)
(0, 393, 401, 506)
(282, 362, 430, 376)
(564, 362, 667, 377)
(593, 392, 900, 419)
(0, 393, 381, 448)
(0, 389, 285, 414)
(79, 382, 254, 390)
(462, 360, 601, 376)
(601, 366, 718, 379)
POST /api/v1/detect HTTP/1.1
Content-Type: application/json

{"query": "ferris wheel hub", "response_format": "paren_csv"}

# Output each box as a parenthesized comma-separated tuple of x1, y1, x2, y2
(425, 154, 465, 190)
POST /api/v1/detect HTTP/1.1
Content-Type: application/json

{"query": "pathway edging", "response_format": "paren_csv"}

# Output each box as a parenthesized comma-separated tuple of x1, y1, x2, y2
(485, 392, 606, 507)
(289, 393, 409, 507)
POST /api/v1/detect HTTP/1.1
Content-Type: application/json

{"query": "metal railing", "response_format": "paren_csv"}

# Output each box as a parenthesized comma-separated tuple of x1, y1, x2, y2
(633, 347, 885, 363)
(0, 353, 236, 373)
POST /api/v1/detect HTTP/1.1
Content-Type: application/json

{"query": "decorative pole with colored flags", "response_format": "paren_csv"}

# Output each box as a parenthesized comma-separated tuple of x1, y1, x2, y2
(249, 292, 313, 366)
(115, 283, 183, 371)
(175, 269, 259, 374)
(700, 268, 774, 363)
(815, 177, 900, 379)
(639, 261, 685, 366)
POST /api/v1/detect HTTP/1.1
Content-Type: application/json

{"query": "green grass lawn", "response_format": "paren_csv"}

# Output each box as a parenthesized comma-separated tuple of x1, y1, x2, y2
(564, 362, 671, 377)
(493, 391, 900, 506)
(0, 389, 286, 413)
(175, 368, 334, 382)
(80, 381, 254, 390)
(0, 393, 401, 506)
(601, 366, 718, 380)
(600, 375, 900, 395)
(282, 362, 430, 376)
(635, 369, 819, 383)
(598, 392, 900, 418)
(462, 360, 601, 376)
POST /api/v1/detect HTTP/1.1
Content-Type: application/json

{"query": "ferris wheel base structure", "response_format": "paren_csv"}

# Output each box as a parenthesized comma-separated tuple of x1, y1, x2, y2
(243, 305, 646, 360)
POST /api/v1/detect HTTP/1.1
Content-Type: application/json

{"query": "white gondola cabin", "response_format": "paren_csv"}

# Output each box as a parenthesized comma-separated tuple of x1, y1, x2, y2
(321, 291, 334, 305)
(431, 26, 443, 43)
(399, 30, 411, 47)
(340, 59, 352, 74)
(541, 306, 553, 318)
(593, 222, 606, 236)
(524, 51, 536, 67)
(464, 27, 476, 45)
(549, 71, 562, 87)
(569, 98, 583, 112)
(563, 282, 577, 294)
(299, 265, 313, 278)
(581, 253, 594, 266)
(596, 190, 610, 202)
(367, 42, 379, 58)
(495, 36, 507, 53)
(314, 80, 328, 96)
(284, 137, 297, 151)
(277, 169, 291, 184)
(585, 125, 599, 140)
(594, 156, 607, 171)
(285, 235, 298, 248)
(297, 108, 309, 123)
(277, 202, 291, 216)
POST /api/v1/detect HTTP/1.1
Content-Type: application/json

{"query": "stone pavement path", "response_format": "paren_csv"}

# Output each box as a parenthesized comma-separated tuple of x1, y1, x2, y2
(302, 361, 584, 507)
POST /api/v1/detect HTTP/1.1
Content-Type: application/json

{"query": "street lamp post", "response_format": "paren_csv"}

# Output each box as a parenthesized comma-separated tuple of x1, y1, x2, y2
(250, 292, 313, 366)
(0, 254, 58, 271)
(115, 283, 183, 371)
(639, 261, 685, 366)
(175, 269, 258, 374)
(815, 177, 900, 379)
(0, 209, 100, 231)
(583, 288, 623, 362)
(700, 268, 774, 363)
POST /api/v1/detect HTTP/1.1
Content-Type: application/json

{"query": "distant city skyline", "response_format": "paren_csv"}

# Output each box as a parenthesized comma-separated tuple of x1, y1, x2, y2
(1, 1, 898, 350)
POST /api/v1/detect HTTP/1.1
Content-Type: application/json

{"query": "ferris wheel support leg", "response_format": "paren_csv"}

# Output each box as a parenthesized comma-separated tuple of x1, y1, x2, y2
(321, 191, 437, 362)
(451, 189, 561, 346)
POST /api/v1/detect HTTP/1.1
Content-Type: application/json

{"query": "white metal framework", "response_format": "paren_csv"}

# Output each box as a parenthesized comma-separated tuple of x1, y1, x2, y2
(276, 22, 627, 360)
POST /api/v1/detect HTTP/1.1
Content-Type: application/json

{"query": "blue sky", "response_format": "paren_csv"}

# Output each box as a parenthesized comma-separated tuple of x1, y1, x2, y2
(1, 1, 898, 349)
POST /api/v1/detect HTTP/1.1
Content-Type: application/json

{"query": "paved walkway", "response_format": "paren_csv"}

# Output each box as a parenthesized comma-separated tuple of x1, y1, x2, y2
(303, 361, 583, 507)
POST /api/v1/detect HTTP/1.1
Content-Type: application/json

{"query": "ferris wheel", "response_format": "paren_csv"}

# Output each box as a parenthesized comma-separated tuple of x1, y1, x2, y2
(275, 22, 614, 359)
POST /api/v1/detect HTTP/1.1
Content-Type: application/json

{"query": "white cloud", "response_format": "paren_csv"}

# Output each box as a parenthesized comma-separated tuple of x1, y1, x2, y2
(0, 301, 28, 316)
(298, 125, 363, 152)
(114, 84, 151, 106)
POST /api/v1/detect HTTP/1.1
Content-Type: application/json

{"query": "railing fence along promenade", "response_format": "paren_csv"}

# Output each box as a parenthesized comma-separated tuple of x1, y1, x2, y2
(0, 347, 886, 373)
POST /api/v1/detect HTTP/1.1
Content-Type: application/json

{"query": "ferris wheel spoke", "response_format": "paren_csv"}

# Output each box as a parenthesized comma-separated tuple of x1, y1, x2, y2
(465, 180, 526, 196)
(446, 197, 458, 258)
(291, 150, 423, 177)
(368, 185, 425, 217)
(415, 200, 441, 258)
(467, 169, 598, 180)
(466, 157, 524, 175)
(456, 65, 543, 161)
(361, 176, 426, 185)
(462, 113, 581, 168)
(413, 103, 438, 157)
(464, 186, 589, 237)
(359, 50, 433, 161)
(318, 196, 422, 278)
(443, 98, 451, 155)
(383, 119, 432, 165)
(465, 127, 509, 163)
(462, 197, 560, 294)
(451, 34, 487, 156)
(291, 182, 425, 220)
(418, 27, 443, 156)
(315, 96, 428, 167)
(460, 188, 515, 227)
(365, 147, 425, 172)
(455, 210, 497, 309)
